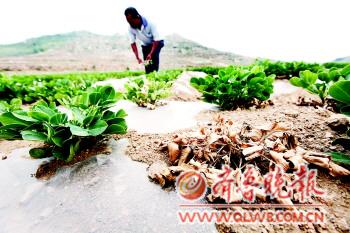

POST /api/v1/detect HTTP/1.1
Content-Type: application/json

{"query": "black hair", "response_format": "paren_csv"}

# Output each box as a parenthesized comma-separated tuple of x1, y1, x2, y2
(124, 7, 140, 18)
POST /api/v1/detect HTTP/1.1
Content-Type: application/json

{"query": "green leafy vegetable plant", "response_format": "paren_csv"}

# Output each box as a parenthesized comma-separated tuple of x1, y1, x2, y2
(318, 64, 350, 83)
(190, 65, 275, 110)
(186, 66, 223, 75)
(329, 80, 350, 116)
(289, 70, 329, 104)
(0, 71, 144, 104)
(329, 80, 350, 151)
(0, 86, 127, 162)
(0, 98, 22, 114)
(124, 76, 172, 109)
(256, 60, 321, 78)
(290, 65, 350, 104)
(146, 70, 182, 82)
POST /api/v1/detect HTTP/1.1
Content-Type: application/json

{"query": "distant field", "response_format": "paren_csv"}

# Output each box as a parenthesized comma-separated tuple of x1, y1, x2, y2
(0, 31, 251, 72)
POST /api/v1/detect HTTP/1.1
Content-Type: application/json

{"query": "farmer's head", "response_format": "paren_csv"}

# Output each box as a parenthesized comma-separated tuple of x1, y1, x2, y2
(125, 7, 142, 29)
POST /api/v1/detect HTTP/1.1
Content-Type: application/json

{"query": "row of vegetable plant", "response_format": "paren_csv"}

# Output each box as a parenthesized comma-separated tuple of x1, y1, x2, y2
(289, 64, 350, 104)
(190, 65, 275, 110)
(0, 86, 127, 162)
(0, 71, 144, 103)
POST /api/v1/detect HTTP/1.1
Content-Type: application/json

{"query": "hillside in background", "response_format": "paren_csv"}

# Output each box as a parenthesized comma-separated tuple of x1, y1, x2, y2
(0, 31, 252, 72)
(334, 56, 350, 62)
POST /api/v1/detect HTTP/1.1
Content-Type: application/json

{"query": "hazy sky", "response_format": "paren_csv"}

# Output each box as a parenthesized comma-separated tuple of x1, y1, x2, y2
(0, 0, 349, 62)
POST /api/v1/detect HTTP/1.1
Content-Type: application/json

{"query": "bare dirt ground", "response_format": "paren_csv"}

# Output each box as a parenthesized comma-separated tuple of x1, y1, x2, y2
(0, 53, 245, 73)
(0, 46, 251, 73)
(116, 81, 350, 233)
(122, 81, 349, 163)
(0, 140, 42, 159)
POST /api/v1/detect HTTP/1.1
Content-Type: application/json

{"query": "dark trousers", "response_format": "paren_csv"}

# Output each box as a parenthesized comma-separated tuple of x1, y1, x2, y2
(141, 40, 164, 74)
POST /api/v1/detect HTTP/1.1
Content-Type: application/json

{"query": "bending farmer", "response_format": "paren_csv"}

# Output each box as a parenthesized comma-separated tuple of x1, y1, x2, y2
(124, 7, 164, 74)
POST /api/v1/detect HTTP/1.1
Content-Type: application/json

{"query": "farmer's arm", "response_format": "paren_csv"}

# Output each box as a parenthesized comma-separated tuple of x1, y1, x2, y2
(145, 41, 160, 61)
(145, 22, 162, 61)
(128, 28, 142, 64)
(131, 42, 142, 64)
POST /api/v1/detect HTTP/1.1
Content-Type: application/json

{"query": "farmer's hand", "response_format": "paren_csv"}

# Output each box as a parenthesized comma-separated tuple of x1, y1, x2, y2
(146, 53, 153, 62)
(137, 58, 143, 64)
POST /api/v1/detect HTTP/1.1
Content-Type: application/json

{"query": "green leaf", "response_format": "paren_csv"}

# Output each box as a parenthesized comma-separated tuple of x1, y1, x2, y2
(115, 109, 128, 118)
(32, 101, 57, 116)
(329, 80, 350, 104)
(115, 92, 124, 102)
(0, 129, 21, 140)
(12, 111, 38, 122)
(46, 125, 56, 144)
(88, 120, 108, 136)
(100, 86, 115, 102)
(29, 148, 52, 159)
(67, 139, 81, 162)
(69, 124, 89, 136)
(28, 111, 50, 122)
(104, 124, 127, 134)
(71, 107, 85, 124)
(289, 77, 304, 87)
(0, 112, 32, 126)
(0, 124, 27, 130)
(250, 66, 264, 74)
(89, 92, 101, 105)
(52, 149, 68, 161)
(341, 64, 350, 76)
(52, 128, 71, 147)
(83, 115, 96, 126)
(74, 93, 89, 108)
(301, 70, 318, 85)
(102, 111, 116, 121)
(10, 98, 22, 108)
(106, 117, 126, 125)
(21, 130, 47, 141)
(329, 152, 350, 165)
(0, 102, 7, 113)
(104, 119, 128, 134)
(49, 113, 68, 125)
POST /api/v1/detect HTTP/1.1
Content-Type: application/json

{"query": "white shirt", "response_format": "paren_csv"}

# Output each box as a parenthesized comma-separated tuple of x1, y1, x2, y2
(128, 16, 163, 46)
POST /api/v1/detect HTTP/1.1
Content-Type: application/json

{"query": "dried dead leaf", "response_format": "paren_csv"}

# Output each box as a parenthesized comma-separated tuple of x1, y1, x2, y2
(265, 139, 276, 149)
(168, 142, 181, 165)
(178, 146, 192, 165)
(246, 152, 262, 161)
(329, 161, 350, 177)
(269, 151, 289, 171)
(257, 122, 289, 132)
(242, 146, 264, 156)
(188, 159, 203, 169)
(303, 153, 330, 169)
(148, 161, 175, 187)
(281, 150, 296, 159)
(173, 135, 188, 145)
(287, 154, 306, 171)
(247, 129, 263, 142)
(281, 133, 299, 149)
(154, 115, 340, 206)
(169, 163, 195, 174)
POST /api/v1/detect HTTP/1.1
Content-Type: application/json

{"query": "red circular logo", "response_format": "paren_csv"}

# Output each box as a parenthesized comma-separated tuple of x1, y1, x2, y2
(176, 171, 207, 201)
